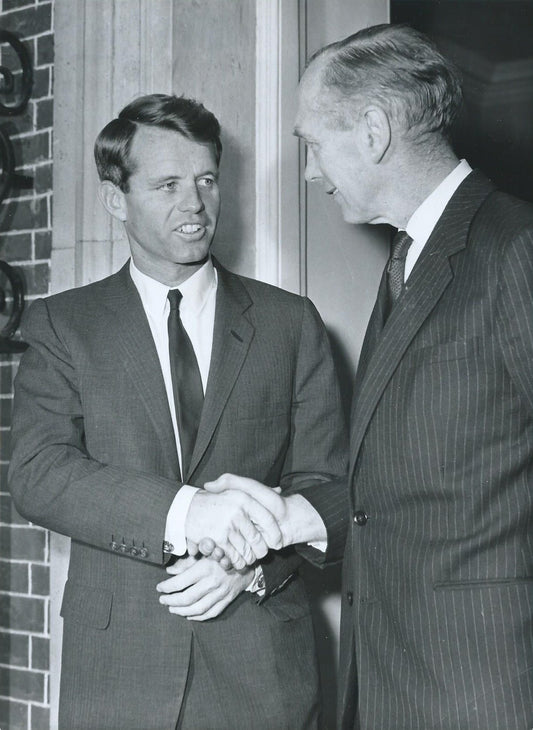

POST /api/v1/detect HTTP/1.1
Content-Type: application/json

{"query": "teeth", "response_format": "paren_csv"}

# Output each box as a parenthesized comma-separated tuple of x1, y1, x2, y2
(178, 224, 203, 233)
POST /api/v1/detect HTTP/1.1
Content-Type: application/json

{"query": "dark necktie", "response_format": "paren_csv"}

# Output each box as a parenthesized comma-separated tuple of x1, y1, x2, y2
(386, 230, 413, 314)
(167, 289, 204, 478)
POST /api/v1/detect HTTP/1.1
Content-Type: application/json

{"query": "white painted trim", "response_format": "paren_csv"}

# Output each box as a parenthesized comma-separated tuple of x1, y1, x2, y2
(255, 0, 281, 285)
(255, 0, 301, 292)
(140, 0, 174, 95)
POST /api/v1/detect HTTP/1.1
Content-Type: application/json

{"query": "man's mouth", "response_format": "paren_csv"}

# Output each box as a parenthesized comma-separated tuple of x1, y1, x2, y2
(326, 187, 338, 196)
(176, 223, 205, 235)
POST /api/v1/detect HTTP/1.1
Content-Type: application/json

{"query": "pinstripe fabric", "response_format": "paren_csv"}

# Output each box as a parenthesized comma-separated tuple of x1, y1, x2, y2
(8, 260, 347, 730)
(338, 171, 533, 729)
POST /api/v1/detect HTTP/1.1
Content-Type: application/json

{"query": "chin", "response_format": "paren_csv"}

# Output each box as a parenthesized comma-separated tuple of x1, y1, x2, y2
(341, 211, 363, 225)
(179, 243, 211, 264)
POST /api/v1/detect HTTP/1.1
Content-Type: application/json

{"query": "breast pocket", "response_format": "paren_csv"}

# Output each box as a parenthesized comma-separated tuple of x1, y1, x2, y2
(414, 337, 479, 365)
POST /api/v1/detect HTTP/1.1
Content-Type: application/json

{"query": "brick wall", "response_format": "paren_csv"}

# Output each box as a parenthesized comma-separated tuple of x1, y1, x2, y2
(0, 1, 54, 729)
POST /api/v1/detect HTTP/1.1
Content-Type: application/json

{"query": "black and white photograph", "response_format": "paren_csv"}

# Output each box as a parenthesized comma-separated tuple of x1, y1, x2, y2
(1, 1, 532, 729)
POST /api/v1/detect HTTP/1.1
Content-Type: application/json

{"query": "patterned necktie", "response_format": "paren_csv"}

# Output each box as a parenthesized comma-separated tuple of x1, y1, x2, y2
(167, 289, 204, 478)
(386, 230, 413, 312)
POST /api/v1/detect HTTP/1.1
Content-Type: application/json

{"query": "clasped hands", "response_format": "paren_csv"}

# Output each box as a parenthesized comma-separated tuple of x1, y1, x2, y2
(185, 474, 290, 570)
(157, 475, 325, 620)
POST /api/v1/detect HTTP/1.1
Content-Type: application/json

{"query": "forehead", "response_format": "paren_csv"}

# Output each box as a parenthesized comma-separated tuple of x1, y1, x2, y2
(294, 65, 341, 139)
(129, 125, 217, 173)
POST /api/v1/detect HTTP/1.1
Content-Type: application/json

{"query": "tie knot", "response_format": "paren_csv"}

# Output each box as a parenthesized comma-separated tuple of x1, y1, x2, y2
(167, 289, 183, 311)
(391, 230, 413, 262)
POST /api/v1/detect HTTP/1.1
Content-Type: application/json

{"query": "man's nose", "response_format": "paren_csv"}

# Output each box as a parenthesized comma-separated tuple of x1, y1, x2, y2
(178, 184, 204, 212)
(304, 148, 320, 183)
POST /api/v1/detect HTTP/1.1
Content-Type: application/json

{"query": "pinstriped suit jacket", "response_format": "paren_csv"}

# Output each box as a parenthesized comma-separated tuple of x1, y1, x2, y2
(8, 260, 347, 730)
(311, 171, 533, 730)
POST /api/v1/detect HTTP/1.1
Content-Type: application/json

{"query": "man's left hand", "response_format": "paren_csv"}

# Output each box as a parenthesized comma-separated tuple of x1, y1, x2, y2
(156, 555, 252, 621)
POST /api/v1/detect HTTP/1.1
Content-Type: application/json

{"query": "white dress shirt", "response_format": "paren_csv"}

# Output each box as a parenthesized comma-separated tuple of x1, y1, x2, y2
(129, 258, 216, 555)
(403, 159, 473, 281)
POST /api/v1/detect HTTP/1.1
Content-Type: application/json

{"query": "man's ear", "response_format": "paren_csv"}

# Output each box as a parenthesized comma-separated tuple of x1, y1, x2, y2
(98, 180, 127, 222)
(361, 106, 391, 163)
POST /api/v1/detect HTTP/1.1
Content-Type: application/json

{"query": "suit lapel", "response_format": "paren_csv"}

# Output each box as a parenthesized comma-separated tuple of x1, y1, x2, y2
(102, 264, 180, 477)
(352, 266, 388, 397)
(349, 171, 496, 481)
(187, 262, 255, 479)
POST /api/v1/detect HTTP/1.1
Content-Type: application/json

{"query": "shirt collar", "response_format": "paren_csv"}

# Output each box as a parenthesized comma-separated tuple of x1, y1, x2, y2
(406, 159, 473, 245)
(129, 257, 217, 320)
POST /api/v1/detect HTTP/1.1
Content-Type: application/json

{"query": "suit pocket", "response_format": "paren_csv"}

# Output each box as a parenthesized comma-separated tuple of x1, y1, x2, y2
(413, 336, 479, 364)
(257, 576, 312, 622)
(60, 579, 113, 629)
(434, 577, 533, 591)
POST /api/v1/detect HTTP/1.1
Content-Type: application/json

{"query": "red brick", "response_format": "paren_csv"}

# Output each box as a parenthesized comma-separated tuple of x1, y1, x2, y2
(4, 103, 34, 135)
(0, 558, 30, 592)
(0, 698, 28, 729)
(32, 66, 51, 100)
(17, 261, 50, 296)
(0, 395, 12, 427)
(1, 4, 52, 39)
(30, 564, 48, 596)
(36, 97, 52, 130)
(0, 462, 10, 487)
(13, 131, 50, 167)
(30, 635, 48, 671)
(31, 704, 50, 729)
(0, 362, 14, 393)
(0, 231, 32, 261)
(0, 197, 48, 232)
(0, 426, 11, 460)
(3, 0, 37, 11)
(0, 494, 29, 526)
(0, 594, 45, 633)
(37, 33, 53, 66)
(0, 630, 29, 667)
(34, 230, 51, 259)
(0, 525, 46, 561)
(34, 161, 52, 193)
(0, 665, 45, 702)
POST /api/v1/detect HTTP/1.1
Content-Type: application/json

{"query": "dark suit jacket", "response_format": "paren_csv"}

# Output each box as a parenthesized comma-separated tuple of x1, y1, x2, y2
(307, 171, 533, 730)
(8, 260, 347, 730)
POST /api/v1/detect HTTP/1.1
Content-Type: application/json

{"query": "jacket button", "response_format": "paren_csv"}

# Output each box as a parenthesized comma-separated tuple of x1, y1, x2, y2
(346, 591, 353, 606)
(110, 541, 118, 551)
(130, 546, 139, 557)
(139, 547, 148, 558)
(353, 510, 368, 526)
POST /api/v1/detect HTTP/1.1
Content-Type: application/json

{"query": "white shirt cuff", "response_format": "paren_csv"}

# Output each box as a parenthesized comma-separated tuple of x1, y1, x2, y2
(308, 539, 327, 552)
(164, 485, 199, 555)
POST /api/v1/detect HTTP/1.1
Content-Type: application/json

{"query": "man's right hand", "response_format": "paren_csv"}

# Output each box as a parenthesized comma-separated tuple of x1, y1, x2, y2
(197, 474, 328, 569)
(184, 488, 284, 570)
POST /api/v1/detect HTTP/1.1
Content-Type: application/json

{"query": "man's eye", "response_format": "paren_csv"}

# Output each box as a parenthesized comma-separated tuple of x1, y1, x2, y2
(160, 181, 177, 191)
(198, 177, 215, 188)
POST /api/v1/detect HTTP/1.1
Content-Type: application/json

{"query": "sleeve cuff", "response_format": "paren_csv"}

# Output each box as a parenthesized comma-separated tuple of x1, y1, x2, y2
(164, 485, 199, 555)
(308, 539, 327, 552)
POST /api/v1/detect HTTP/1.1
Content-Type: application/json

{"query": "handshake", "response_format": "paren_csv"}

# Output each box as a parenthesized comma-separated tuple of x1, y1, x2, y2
(184, 474, 325, 570)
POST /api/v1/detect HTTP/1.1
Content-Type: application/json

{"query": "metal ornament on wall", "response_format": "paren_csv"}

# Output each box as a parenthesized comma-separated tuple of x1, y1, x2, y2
(0, 260, 26, 352)
(0, 28, 34, 353)
(0, 29, 32, 116)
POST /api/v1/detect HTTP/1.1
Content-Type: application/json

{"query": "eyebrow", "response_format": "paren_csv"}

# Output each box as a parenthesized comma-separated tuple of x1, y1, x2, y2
(148, 169, 219, 185)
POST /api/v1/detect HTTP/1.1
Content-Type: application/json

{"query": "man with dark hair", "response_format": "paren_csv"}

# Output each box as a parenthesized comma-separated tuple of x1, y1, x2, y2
(8, 93, 347, 729)
(204, 24, 533, 729)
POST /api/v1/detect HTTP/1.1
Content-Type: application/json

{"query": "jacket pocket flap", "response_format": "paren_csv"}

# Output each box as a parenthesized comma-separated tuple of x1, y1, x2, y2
(60, 580, 113, 629)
